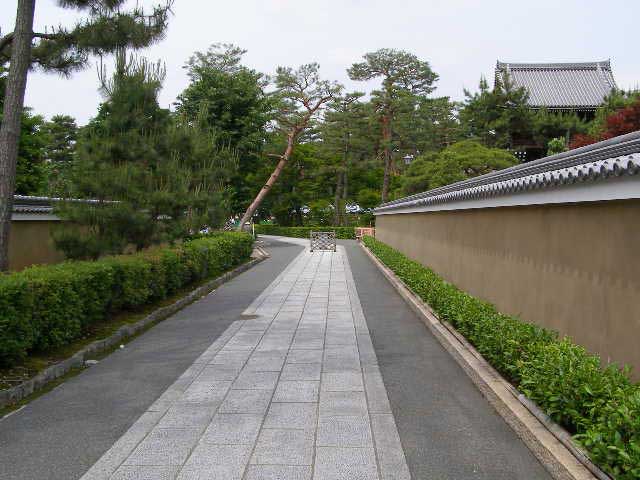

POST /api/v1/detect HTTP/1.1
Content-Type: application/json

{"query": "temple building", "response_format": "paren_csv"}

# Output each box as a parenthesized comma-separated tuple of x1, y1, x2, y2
(495, 60, 617, 118)
(494, 60, 617, 160)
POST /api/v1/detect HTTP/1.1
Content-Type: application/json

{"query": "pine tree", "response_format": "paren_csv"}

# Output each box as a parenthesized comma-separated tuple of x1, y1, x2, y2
(0, 0, 171, 270)
(175, 44, 273, 216)
(348, 49, 438, 202)
(237, 63, 341, 230)
(55, 51, 236, 259)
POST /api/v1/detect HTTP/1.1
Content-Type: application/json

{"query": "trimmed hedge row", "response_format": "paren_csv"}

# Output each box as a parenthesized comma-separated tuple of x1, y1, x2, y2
(363, 236, 639, 479)
(0, 232, 253, 368)
(254, 224, 356, 239)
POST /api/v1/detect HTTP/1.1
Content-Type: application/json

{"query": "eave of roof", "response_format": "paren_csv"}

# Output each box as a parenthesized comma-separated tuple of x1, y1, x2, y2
(374, 131, 640, 215)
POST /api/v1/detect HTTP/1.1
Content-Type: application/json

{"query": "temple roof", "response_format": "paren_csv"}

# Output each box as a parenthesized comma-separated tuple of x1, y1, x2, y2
(495, 60, 617, 110)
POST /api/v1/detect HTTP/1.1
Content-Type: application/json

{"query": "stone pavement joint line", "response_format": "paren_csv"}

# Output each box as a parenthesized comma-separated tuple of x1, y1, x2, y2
(81, 246, 410, 480)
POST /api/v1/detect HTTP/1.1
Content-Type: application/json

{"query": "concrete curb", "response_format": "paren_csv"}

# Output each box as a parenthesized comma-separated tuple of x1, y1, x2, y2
(0, 248, 269, 410)
(359, 241, 604, 480)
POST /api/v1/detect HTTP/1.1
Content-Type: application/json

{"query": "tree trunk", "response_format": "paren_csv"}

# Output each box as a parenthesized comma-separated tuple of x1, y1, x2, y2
(0, 0, 36, 271)
(333, 171, 343, 226)
(380, 113, 392, 203)
(237, 130, 298, 230)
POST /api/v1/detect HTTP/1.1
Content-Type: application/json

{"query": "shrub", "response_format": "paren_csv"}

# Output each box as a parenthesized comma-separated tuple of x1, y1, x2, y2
(254, 224, 356, 239)
(363, 236, 639, 479)
(0, 232, 253, 367)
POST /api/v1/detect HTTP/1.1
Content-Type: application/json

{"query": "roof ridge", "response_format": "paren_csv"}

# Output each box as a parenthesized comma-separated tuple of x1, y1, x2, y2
(497, 60, 611, 70)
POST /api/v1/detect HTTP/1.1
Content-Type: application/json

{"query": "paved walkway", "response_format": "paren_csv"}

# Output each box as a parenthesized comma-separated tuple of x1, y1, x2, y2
(82, 245, 410, 479)
(1, 237, 551, 479)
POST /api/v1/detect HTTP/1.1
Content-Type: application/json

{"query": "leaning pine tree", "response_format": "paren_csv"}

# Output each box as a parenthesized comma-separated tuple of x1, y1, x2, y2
(0, 0, 171, 271)
(237, 63, 342, 230)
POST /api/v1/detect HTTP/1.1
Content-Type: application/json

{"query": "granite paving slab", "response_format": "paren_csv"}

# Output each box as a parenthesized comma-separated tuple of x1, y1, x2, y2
(80, 246, 410, 480)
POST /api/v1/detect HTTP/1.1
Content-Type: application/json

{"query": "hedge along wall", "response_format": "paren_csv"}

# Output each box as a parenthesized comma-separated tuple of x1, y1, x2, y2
(254, 225, 356, 239)
(0, 232, 253, 368)
(363, 236, 640, 479)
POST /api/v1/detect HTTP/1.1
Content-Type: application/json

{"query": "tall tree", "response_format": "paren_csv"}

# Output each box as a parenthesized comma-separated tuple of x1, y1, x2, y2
(237, 63, 341, 229)
(0, 0, 171, 270)
(43, 114, 77, 164)
(56, 51, 236, 259)
(15, 108, 47, 195)
(320, 92, 370, 225)
(175, 43, 273, 215)
(348, 49, 438, 202)
(0, 0, 35, 271)
(42, 114, 78, 193)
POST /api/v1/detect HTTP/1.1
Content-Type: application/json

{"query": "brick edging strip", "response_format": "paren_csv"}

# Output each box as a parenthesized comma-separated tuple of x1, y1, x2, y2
(0, 248, 270, 410)
(359, 241, 608, 480)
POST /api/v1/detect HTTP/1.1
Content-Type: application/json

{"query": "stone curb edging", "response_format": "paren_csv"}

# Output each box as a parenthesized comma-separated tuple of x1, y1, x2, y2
(359, 241, 607, 480)
(0, 248, 270, 410)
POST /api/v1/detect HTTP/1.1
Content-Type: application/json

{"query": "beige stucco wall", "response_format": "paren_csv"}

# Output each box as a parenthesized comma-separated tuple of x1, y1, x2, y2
(9, 220, 66, 271)
(375, 199, 640, 376)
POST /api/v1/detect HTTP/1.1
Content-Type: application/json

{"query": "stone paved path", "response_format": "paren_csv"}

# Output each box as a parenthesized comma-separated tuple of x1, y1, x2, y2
(82, 245, 410, 480)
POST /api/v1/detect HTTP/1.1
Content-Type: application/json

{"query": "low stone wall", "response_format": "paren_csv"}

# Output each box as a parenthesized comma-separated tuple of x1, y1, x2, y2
(375, 199, 640, 377)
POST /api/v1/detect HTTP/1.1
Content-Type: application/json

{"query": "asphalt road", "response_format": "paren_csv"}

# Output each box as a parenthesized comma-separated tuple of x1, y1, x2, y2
(341, 240, 551, 479)
(0, 238, 303, 480)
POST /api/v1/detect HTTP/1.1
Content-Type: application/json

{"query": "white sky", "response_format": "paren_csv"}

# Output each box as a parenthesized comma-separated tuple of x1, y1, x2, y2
(3, 0, 639, 125)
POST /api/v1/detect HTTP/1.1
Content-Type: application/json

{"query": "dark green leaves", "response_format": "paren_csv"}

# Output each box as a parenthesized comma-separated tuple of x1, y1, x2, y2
(0, 232, 252, 367)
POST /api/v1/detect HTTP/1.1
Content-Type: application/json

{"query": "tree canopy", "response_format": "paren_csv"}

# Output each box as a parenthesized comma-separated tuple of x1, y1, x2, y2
(400, 140, 518, 196)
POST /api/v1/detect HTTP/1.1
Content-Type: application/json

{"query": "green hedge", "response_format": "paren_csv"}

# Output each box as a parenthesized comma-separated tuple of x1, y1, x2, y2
(0, 232, 253, 368)
(363, 236, 639, 479)
(254, 224, 356, 239)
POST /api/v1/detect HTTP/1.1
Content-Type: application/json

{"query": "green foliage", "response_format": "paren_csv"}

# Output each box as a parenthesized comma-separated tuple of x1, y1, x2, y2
(532, 109, 588, 149)
(396, 96, 463, 153)
(1, 1, 171, 74)
(348, 48, 438, 98)
(348, 49, 439, 201)
(42, 114, 78, 164)
(55, 51, 237, 259)
(460, 75, 532, 149)
(0, 232, 252, 367)
(459, 75, 593, 158)
(1, 67, 48, 196)
(254, 225, 356, 239)
(175, 43, 271, 152)
(363, 236, 640, 479)
(175, 44, 273, 215)
(546, 137, 567, 156)
(401, 140, 517, 196)
(41, 114, 78, 194)
(14, 110, 49, 195)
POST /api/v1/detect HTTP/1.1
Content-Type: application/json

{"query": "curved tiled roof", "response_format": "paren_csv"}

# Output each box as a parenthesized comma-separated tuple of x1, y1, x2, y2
(375, 131, 640, 214)
(495, 60, 617, 109)
(12, 195, 56, 215)
(11, 195, 108, 218)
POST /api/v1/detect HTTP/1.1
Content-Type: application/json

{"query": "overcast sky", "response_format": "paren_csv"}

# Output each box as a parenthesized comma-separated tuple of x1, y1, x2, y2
(3, 0, 639, 125)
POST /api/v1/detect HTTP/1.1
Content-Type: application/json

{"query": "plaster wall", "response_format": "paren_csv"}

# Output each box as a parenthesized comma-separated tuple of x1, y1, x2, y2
(9, 220, 65, 271)
(375, 199, 640, 376)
